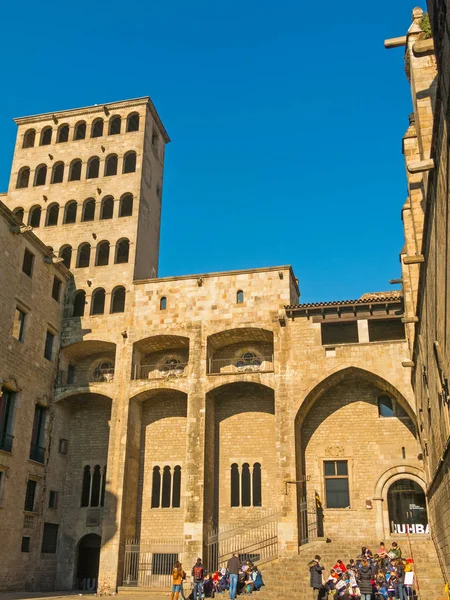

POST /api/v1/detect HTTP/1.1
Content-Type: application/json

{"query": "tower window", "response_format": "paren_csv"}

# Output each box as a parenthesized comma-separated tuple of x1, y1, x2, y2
(160, 296, 167, 310)
(22, 248, 35, 277)
(116, 238, 130, 264)
(64, 201, 77, 224)
(87, 157, 100, 179)
(151, 465, 182, 508)
(72, 290, 86, 317)
(108, 116, 121, 135)
(21, 537, 31, 553)
(82, 199, 96, 222)
(77, 243, 91, 268)
(95, 241, 110, 266)
(69, 159, 82, 181)
(74, 121, 86, 140)
(24, 480, 37, 512)
(52, 276, 62, 302)
(44, 331, 54, 361)
(236, 290, 244, 304)
(91, 288, 106, 315)
(0, 389, 16, 453)
(111, 286, 126, 313)
(29, 206, 41, 228)
(123, 151, 137, 174)
(17, 167, 30, 189)
(59, 245, 72, 269)
(119, 194, 133, 217)
(40, 127, 52, 146)
(127, 113, 139, 132)
(104, 154, 118, 177)
(23, 129, 36, 148)
(46, 203, 59, 226)
(30, 404, 47, 461)
(100, 196, 114, 219)
(81, 464, 106, 507)
(34, 164, 47, 186)
(91, 118, 104, 138)
(57, 124, 69, 143)
(13, 307, 27, 342)
(51, 162, 64, 184)
(230, 463, 262, 507)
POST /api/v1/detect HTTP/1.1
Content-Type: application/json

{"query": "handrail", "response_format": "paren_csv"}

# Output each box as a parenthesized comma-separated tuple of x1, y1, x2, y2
(208, 355, 274, 375)
(134, 363, 188, 380)
(57, 368, 114, 386)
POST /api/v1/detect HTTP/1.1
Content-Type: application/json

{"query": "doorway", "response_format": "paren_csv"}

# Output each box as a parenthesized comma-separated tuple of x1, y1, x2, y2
(387, 479, 428, 534)
(76, 533, 101, 590)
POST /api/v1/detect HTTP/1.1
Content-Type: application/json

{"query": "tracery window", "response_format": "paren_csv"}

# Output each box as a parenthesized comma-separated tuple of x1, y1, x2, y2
(151, 465, 181, 508)
(230, 462, 262, 507)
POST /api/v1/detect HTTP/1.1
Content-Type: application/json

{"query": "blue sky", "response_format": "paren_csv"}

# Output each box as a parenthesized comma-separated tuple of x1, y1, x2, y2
(0, 1, 421, 302)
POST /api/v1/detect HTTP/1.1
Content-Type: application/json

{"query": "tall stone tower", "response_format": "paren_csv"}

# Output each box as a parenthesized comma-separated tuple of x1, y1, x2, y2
(7, 98, 169, 300)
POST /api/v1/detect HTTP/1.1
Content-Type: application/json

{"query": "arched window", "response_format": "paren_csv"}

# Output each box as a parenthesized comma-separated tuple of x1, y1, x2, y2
(91, 118, 104, 138)
(115, 238, 130, 264)
(252, 462, 262, 507)
(69, 159, 82, 181)
(100, 196, 114, 219)
(108, 116, 121, 135)
(91, 288, 105, 315)
(111, 286, 126, 313)
(151, 467, 161, 508)
(77, 243, 91, 268)
(40, 127, 52, 146)
(64, 201, 77, 224)
(160, 296, 167, 310)
(90, 465, 101, 507)
(231, 464, 240, 508)
(86, 157, 100, 179)
(46, 203, 59, 227)
(119, 193, 133, 217)
(236, 290, 244, 304)
(23, 129, 36, 148)
(51, 162, 64, 184)
(72, 290, 86, 316)
(82, 198, 95, 222)
(13, 207, 24, 223)
(161, 466, 171, 508)
(172, 465, 181, 508)
(16, 167, 30, 189)
(74, 121, 86, 140)
(387, 479, 427, 534)
(378, 395, 395, 418)
(241, 463, 251, 507)
(81, 465, 91, 507)
(127, 113, 139, 132)
(34, 164, 47, 186)
(123, 151, 137, 173)
(29, 205, 42, 228)
(104, 154, 118, 176)
(100, 466, 107, 507)
(95, 241, 110, 266)
(59, 245, 72, 269)
(57, 124, 69, 143)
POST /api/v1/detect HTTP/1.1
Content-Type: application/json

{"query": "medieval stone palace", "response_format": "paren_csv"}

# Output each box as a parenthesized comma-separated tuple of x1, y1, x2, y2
(0, 7, 449, 597)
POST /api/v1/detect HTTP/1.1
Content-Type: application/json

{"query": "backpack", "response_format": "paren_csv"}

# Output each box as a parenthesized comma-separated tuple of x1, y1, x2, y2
(194, 565, 203, 580)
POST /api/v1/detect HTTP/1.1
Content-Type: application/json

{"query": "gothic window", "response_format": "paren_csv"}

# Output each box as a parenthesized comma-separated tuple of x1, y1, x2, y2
(230, 463, 262, 507)
(236, 352, 261, 372)
(100, 196, 114, 219)
(34, 165, 47, 186)
(111, 286, 126, 313)
(151, 467, 161, 508)
(104, 154, 118, 176)
(91, 465, 101, 507)
(123, 151, 137, 174)
(81, 465, 106, 507)
(115, 238, 130, 264)
(252, 463, 262, 507)
(378, 395, 394, 417)
(236, 290, 244, 304)
(23, 129, 36, 148)
(81, 466, 91, 507)
(241, 463, 251, 507)
(77, 243, 91, 268)
(40, 127, 52, 146)
(91, 118, 104, 138)
(82, 198, 95, 222)
(57, 124, 69, 143)
(91, 288, 106, 315)
(108, 116, 121, 135)
(96, 241, 110, 266)
(127, 113, 139, 132)
(92, 361, 114, 381)
(74, 121, 86, 140)
(29, 205, 42, 228)
(69, 159, 82, 181)
(64, 201, 77, 224)
(72, 290, 86, 317)
(231, 464, 240, 507)
(162, 466, 171, 508)
(172, 466, 181, 508)
(160, 296, 167, 310)
(87, 157, 100, 179)
(46, 203, 59, 226)
(119, 193, 133, 217)
(13, 207, 24, 223)
(59, 245, 72, 269)
(151, 465, 182, 508)
(17, 167, 30, 189)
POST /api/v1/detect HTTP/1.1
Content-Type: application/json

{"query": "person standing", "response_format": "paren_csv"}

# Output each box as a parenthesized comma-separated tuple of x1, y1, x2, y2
(227, 552, 240, 600)
(192, 558, 205, 600)
(309, 555, 325, 600)
(171, 561, 184, 600)
(357, 558, 373, 600)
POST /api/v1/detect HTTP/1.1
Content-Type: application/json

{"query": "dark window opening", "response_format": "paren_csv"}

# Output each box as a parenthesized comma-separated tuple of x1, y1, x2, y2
(40, 127, 52, 146)
(13, 307, 26, 342)
(17, 167, 30, 188)
(104, 155, 118, 176)
(77, 244, 91, 268)
(49, 490, 58, 509)
(46, 203, 59, 226)
(21, 537, 31, 553)
(161, 466, 171, 508)
(100, 466, 107, 507)
(23, 129, 36, 148)
(24, 480, 37, 512)
(321, 321, 359, 345)
(64, 202, 77, 224)
(58, 438, 69, 454)
(52, 276, 62, 302)
(14, 208, 25, 223)
(324, 460, 350, 509)
(123, 152, 136, 173)
(44, 331, 54, 361)
(81, 466, 91, 507)
(100, 197, 114, 219)
(22, 248, 34, 277)
(111, 287, 126, 313)
(29, 206, 41, 227)
(108, 116, 121, 135)
(73, 290, 86, 317)
(368, 319, 406, 342)
(74, 122, 86, 140)
(87, 157, 100, 179)
(378, 395, 395, 418)
(91, 289, 106, 315)
(127, 113, 139, 132)
(82, 199, 95, 222)
(119, 194, 133, 217)
(160, 296, 167, 310)
(231, 463, 240, 507)
(0, 388, 15, 452)
(90, 465, 101, 507)
(57, 125, 69, 143)
(34, 165, 47, 186)
(151, 131, 159, 151)
(96, 242, 110, 266)
(116, 239, 129, 264)
(253, 462, 262, 507)
(69, 160, 82, 181)
(41, 523, 58, 554)
(51, 162, 64, 184)
(91, 119, 104, 138)
(172, 465, 181, 508)
(236, 290, 244, 304)
(151, 466, 161, 508)
(241, 463, 251, 507)
(60, 246, 72, 269)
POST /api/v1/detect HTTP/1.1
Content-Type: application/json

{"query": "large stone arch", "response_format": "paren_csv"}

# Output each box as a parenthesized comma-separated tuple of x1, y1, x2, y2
(132, 334, 190, 381)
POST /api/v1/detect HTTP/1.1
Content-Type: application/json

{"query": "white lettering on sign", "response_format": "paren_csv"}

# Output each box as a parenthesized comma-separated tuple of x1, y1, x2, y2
(393, 523, 429, 534)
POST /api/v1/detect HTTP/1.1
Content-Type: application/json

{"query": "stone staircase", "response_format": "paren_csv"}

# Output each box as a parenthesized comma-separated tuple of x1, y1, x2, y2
(255, 537, 445, 600)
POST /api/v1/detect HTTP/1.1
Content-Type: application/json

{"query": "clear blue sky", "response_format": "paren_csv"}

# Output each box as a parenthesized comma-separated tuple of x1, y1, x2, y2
(0, 1, 422, 302)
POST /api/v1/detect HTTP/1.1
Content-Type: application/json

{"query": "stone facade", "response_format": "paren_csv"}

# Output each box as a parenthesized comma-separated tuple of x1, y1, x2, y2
(0, 90, 437, 593)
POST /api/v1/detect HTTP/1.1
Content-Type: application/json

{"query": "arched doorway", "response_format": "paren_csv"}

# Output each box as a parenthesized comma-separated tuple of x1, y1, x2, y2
(76, 533, 101, 590)
(388, 479, 428, 534)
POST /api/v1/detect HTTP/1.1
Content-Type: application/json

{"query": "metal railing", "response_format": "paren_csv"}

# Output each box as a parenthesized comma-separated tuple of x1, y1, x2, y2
(134, 363, 188, 380)
(57, 368, 115, 387)
(208, 356, 274, 375)
(29, 443, 45, 463)
(0, 432, 14, 452)
(123, 537, 184, 588)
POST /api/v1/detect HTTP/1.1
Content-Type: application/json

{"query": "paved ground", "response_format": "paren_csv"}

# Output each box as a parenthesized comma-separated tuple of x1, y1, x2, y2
(0, 595, 173, 600)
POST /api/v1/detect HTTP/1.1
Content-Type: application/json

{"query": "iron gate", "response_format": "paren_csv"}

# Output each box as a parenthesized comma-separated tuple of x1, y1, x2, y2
(123, 537, 184, 588)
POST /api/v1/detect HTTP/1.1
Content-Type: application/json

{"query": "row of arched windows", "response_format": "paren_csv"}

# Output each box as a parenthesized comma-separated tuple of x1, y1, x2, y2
(16, 152, 137, 188)
(73, 286, 126, 317)
(81, 464, 107, 507)
(151, 465, 182, 509)
(22, 112, 140, 149)
(231, 463, 262, 507)
(14, 194, 134, 229)
(59, 238, 130, 270)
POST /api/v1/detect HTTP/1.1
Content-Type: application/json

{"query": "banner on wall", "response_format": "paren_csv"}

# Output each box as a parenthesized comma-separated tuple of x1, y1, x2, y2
(392, 523, 429, 534)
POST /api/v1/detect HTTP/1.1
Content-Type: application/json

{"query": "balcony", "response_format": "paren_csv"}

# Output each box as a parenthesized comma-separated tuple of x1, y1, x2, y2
(29, 443, 45, 463)
(57, 366, 115, 387)
(134, 361, 188, 381)
(208, 354, 274, 375)
(0, 432, 14, 453)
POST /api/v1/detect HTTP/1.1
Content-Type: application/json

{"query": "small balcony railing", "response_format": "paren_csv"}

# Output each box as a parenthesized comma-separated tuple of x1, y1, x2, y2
(29, 443, 45, 463)
(57, 368, 115, 387)
(0, 432, 14, 453)
(208, 355, 274, 375)
(134, 363, 188, 380)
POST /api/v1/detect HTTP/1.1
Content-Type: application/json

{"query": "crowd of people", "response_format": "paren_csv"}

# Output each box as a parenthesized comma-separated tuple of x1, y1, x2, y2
(309, 542, 415, 600)
(170, 555, 264, 600)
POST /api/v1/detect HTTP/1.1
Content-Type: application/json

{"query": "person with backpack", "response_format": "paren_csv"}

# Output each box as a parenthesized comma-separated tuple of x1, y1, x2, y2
(192, 558, 205, 600)
(309, 555, 325, 600)
(357, 558, 374, 600)
(227, 552, 240, 600)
